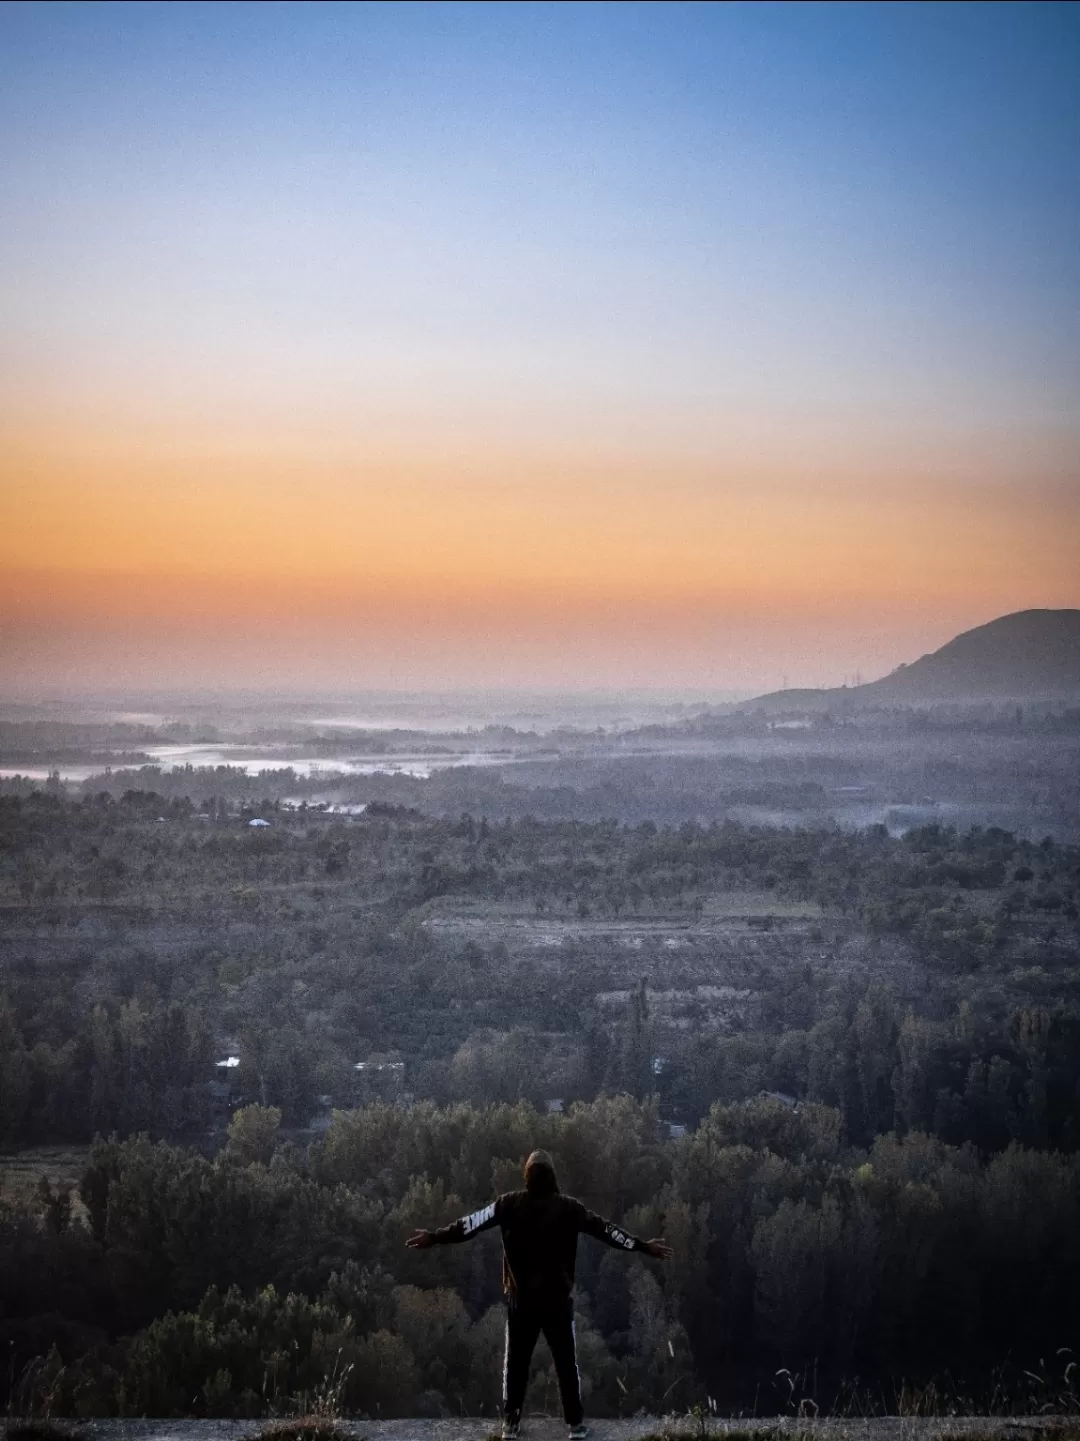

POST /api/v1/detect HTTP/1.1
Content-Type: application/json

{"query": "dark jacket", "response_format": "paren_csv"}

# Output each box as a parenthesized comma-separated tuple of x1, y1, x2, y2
(430, 1189, 645, 1306)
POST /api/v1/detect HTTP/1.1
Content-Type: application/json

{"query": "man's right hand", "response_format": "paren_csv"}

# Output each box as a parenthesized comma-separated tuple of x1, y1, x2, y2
(643, 1237, 673, 1260)
(406, 1228, 436, 1249)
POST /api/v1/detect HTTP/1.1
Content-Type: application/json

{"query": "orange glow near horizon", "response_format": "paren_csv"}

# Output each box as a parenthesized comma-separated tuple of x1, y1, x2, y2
(2, 6, 1077, 696)
(2, 408, 1077, 693)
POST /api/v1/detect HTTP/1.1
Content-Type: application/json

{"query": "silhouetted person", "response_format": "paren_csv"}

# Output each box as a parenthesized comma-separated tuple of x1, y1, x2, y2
(407, 1148, 673, 1439)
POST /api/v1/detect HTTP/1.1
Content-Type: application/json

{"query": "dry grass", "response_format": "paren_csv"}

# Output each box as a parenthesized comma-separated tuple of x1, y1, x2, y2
(249, 1419, 359, 1441)
(2, 1423, 75, 1441)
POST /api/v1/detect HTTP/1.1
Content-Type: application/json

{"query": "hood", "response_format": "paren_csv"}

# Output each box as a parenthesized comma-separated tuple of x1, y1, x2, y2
(523, 1148, 558, 1196)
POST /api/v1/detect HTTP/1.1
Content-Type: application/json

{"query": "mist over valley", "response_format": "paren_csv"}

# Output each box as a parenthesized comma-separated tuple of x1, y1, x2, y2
(2, 609, 1079, 1417)
(2, 0, 1078, 1424)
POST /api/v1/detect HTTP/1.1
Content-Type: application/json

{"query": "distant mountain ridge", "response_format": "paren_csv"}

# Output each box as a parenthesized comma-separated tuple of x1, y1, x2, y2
(749, 609, 1080, 710)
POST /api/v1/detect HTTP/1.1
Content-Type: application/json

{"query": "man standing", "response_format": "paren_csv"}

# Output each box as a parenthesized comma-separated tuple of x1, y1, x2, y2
(407, 1148, 673, 1439)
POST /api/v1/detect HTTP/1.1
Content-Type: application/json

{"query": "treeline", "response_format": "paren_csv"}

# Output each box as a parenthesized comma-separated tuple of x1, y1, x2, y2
(1, 795, 1078, 1150)
(4, 978, 1080, 1156)
(2, 1096, 1078, 1418)
(655, 986, 1080, 1151)
(0, 994, 214, 1144)
(5, 741, 1080, 840)
(3, 790, 1077, 928)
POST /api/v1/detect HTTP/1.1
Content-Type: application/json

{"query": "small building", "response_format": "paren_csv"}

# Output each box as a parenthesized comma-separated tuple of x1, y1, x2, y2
(207, 1066, 243, 1129)
(353, 1057, 405, 1102)
(545, 1098, 565, 1115)
(759, 1089, 798, 1110)
(248, 818, 271, 828)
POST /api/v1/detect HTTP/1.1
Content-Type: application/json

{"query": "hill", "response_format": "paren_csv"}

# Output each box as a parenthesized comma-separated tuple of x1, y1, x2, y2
(863, 609, 1080, 702)
(748, 609, 1080, 711)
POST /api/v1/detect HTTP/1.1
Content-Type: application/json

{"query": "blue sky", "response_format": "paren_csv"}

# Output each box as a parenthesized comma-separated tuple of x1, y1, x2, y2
(4, 1, 1077, 426)
(1, 2, 1077, 690)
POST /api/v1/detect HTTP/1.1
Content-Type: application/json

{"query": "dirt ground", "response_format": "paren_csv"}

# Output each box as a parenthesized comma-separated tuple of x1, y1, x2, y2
(5, 1415, 1075, 1441)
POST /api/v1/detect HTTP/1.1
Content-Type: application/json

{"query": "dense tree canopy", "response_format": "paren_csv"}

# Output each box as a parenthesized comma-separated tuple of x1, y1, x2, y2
(1, 789, 1078, 1418)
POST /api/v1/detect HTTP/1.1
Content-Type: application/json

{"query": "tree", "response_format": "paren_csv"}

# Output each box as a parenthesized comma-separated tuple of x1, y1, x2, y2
(226, 1105, 282, 1167)
(0, 996, 32, 1142)
(348, 1330, 420, 1417)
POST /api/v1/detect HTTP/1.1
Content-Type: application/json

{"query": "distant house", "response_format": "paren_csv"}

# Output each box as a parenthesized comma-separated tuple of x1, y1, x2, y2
(663, 1121, 687, 1139)
(248, 818, 271, 828)
(759, 1089, 798, 1110)
(545, 1098, 565, 1115)
(208, 1058, 243, 1129)
(353, 1058, 406, 1102)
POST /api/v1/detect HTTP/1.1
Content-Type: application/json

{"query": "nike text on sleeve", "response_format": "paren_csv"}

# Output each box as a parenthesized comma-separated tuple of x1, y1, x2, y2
(463, 1201, 497, 1235)
(427, 1191, 645, 1303)
(429, 1197, 502, 1245)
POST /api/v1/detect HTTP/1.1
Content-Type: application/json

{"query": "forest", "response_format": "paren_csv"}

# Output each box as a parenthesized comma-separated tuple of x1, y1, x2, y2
(1, 778, 1079, 1419)
(3, 0, 1078, 1412)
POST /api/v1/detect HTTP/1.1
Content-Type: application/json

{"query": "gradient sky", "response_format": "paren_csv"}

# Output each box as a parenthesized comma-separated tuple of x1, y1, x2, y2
(1, 1, 1078, 693)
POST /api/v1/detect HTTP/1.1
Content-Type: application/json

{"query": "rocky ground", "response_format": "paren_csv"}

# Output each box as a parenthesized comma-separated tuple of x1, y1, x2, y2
(4, 1416, 1077, 1441)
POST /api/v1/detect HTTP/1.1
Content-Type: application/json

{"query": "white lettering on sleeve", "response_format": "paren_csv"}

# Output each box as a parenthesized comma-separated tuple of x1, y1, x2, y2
(462, 1201, 496, 1235)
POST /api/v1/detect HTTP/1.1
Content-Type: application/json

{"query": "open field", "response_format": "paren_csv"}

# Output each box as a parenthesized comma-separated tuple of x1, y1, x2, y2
(0, 1146, 89, 1215)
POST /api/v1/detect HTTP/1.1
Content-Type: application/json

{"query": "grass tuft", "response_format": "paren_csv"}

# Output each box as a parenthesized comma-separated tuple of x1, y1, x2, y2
(2, 1424, 75, 1441)
(249, 1419, 358, 1441)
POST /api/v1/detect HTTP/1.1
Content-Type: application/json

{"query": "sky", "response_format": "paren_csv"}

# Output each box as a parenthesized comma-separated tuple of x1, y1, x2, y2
(1, 0, 1078, 694)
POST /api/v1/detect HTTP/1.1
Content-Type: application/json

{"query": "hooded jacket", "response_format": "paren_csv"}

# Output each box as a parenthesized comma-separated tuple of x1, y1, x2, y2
(428, 1155, 646, 1306)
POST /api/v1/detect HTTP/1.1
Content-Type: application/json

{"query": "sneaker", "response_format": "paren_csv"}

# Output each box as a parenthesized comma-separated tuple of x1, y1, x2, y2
(501, 1422, 521, 1440)
(568, 1426, 589, 1440)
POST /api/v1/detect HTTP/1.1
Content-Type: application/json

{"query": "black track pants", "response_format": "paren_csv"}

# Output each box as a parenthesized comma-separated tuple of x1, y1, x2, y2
(503, 1295, 583, 1425)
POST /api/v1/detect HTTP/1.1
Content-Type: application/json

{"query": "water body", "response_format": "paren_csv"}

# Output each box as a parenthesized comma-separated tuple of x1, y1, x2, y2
(0, 764, 112, 783)
(0, 744, 528, 783)
(143, 742, 524, 778)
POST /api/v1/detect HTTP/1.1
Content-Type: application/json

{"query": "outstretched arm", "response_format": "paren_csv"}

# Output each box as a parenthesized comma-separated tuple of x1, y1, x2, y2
(576, 1203, 673, 1260)
(406, 1197, 502, 1249)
